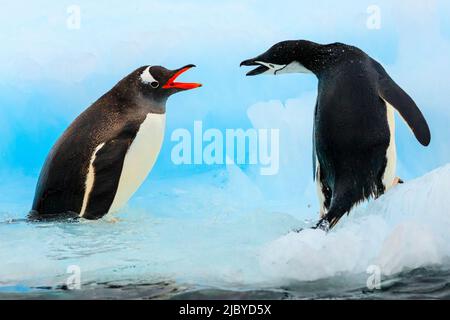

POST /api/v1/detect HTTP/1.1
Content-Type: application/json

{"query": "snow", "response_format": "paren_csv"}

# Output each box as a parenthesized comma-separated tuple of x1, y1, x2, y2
(260, 164, 450, 282)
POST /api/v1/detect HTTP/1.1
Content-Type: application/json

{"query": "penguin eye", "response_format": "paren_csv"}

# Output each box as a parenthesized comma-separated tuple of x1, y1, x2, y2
(150, 81, 159, 88)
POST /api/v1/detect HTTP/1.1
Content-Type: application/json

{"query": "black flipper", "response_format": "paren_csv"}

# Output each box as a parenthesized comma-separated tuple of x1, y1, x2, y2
(82, 123, 138, 220)
(372, 59, 431, 146)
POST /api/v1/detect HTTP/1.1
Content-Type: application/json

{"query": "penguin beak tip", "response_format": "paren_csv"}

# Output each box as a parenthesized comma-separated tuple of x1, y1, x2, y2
(240, 59, 253, 67)
(163, 65, 201, 90)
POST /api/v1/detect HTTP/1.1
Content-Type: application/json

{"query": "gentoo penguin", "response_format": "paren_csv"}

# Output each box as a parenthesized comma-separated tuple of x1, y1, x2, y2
(30, 65, 201, 220)
(241, 40, 431, 230)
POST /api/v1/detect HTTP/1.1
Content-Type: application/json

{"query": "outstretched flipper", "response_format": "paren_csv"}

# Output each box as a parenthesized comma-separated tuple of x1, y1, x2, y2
(372, 59, 431, 146)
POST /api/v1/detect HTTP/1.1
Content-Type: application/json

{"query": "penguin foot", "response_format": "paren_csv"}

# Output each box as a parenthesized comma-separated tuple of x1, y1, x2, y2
(292, 219, 331, 233)
(393, 177, 404, 186)
(313, 219, 330, 232)
(106, 217, 120, 223)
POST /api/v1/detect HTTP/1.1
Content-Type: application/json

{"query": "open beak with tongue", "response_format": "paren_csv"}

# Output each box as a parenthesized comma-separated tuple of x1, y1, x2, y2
(163, 64, 202, 90)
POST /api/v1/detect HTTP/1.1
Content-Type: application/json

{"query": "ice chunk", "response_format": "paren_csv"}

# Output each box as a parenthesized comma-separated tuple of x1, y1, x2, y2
(260, 164, 450, 282)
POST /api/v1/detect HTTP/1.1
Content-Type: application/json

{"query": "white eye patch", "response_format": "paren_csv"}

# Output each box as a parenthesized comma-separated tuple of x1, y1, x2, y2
(140, 66, 159, 86)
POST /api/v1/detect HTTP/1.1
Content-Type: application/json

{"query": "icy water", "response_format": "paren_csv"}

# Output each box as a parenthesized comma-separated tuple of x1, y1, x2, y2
(1, 267, 449, 299)
(0, 165, 449, 300)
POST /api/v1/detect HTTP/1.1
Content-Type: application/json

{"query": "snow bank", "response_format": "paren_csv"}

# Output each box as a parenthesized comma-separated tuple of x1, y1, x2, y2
(260, 164, 450, 282)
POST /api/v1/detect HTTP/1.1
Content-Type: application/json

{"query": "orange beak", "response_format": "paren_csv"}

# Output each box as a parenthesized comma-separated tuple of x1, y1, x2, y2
(162, 65, 202, 90)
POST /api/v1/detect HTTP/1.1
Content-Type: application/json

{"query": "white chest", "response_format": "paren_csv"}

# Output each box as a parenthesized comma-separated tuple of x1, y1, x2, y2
(108, 113, 166, 213)
(382, 100, 397, 190)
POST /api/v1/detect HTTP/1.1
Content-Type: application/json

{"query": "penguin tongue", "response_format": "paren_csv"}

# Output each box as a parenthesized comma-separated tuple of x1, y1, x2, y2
(163, 66, 202, 90)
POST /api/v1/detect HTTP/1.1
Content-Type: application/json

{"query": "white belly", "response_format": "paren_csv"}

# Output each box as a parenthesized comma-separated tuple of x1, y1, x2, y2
(382, 100, 397, 190)
(108, 113, 166, 213)
(315, 160, 327, 218)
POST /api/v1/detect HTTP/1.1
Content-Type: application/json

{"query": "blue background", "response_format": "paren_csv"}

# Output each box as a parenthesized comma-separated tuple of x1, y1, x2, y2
(0, 0, 449, 214)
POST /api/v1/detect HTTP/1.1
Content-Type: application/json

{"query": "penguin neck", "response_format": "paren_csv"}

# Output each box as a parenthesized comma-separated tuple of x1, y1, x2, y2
(134, 93, 167, 115)
(299, 43, 352, 78)
(108, 81, 167, 114)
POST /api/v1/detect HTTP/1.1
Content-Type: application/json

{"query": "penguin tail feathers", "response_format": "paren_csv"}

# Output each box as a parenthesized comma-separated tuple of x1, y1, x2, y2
(313, 210, 350, 232)
(315, 187, 362, 231)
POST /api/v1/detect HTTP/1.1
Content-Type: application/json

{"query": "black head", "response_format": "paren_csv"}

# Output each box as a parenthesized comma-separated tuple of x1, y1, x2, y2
(240, 40, 321, 76)
(116, 64, 202, 104)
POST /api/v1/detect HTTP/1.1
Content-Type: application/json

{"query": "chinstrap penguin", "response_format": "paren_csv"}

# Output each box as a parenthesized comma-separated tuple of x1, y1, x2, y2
(241, 40, 430, 230)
